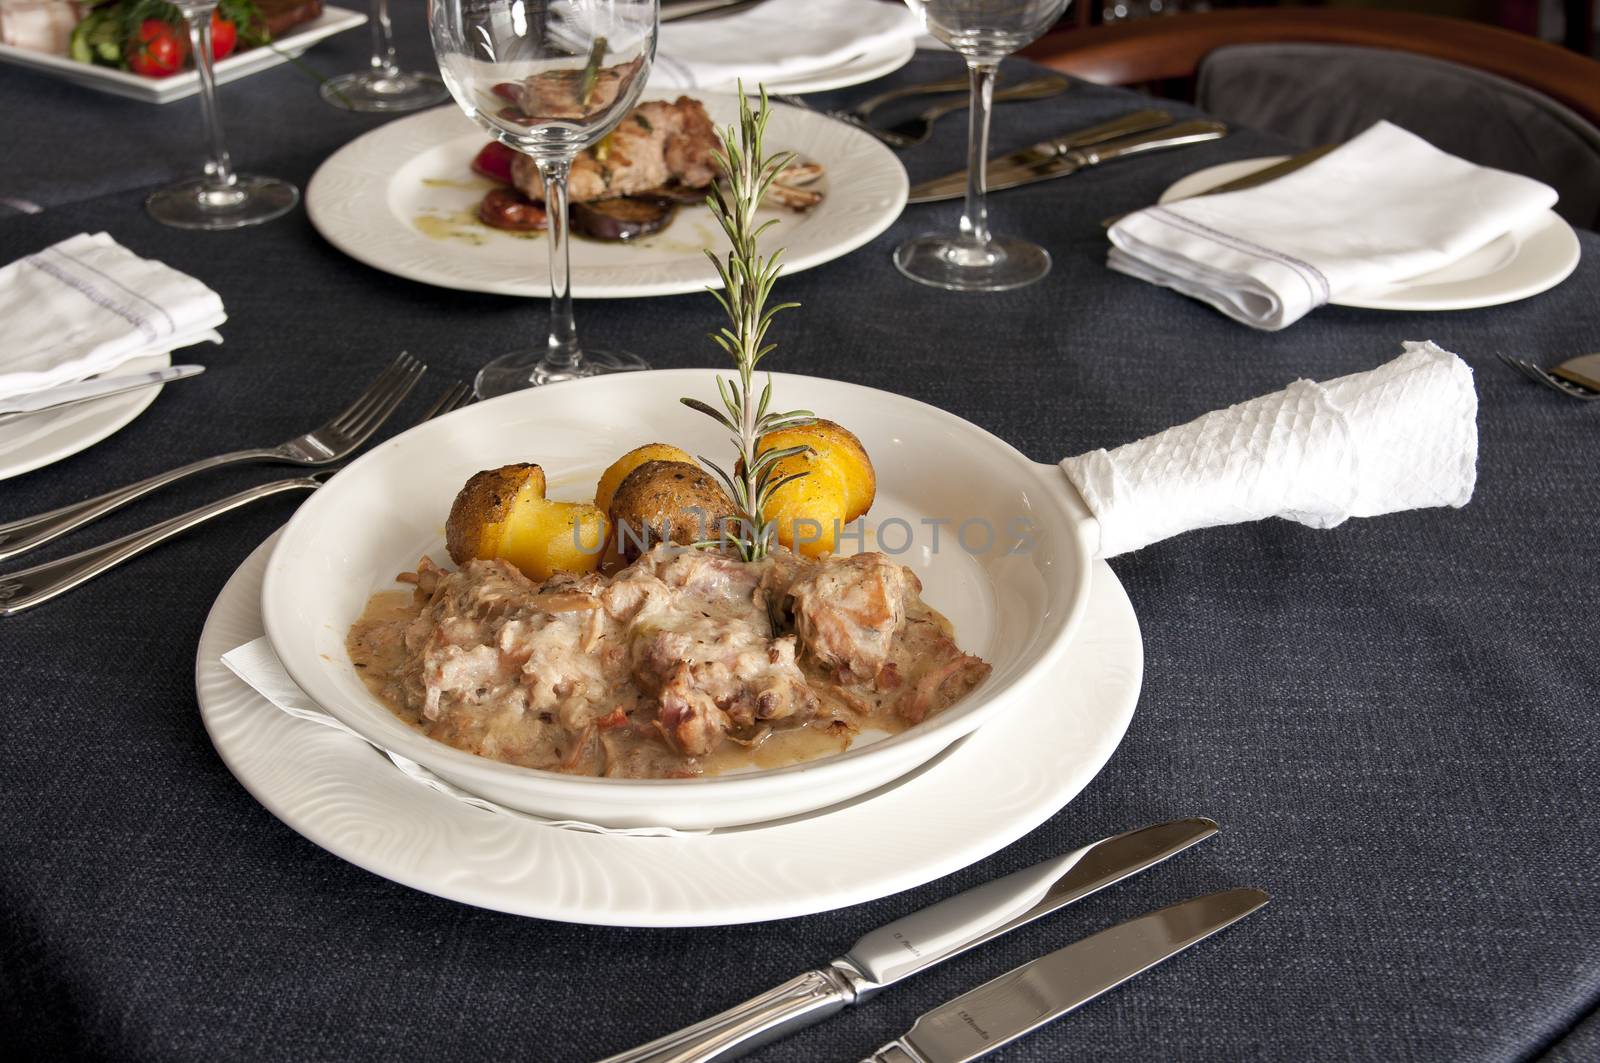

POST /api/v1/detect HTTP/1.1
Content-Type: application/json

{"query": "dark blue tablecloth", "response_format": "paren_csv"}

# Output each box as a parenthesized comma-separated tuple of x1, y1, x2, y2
(2, 17, 1598, 1063)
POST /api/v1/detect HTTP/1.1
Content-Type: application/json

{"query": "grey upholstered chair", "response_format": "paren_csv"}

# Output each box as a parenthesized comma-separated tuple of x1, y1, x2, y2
(1022, 9, 1600, 229)
(1197, 43, 1600, 229)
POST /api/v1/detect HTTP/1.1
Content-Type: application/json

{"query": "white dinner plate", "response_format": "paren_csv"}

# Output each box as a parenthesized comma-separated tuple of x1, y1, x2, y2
(305, 96, 909, 299)
(0, 352, 171, 481)
(745, 36, 916, 95)
(0, 7, 366, 105)
(1159, 156, 1582, 312)
(198, 531, 1141, 926)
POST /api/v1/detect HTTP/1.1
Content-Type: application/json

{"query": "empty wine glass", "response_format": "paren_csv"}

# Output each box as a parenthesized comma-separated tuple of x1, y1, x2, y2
(896, 0, 1071, 291)
(322, 0, 450, 112)
(145, 1, 299, 230)
(431, 0, 657, 397)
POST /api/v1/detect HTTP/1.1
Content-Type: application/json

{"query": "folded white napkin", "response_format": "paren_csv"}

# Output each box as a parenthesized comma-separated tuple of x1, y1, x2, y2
(1107, 122, 1558, 330)
(220, 637, 704, 838)
(1060, 341, 1478, 558)
(0, 232, 226, 402)
(653, 0, 920, 90)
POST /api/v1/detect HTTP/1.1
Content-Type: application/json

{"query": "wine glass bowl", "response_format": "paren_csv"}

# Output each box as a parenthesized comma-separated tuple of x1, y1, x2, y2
(912, 0, 1068, 60)
(896, 0, 1071, 292)
(430, 0, 657, 396)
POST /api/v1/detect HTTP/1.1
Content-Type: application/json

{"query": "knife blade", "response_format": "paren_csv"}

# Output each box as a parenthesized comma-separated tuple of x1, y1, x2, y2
(908, 109, 1170, 205)
(595, 817, 1219, 1063)
(862, 887, 1270, 1063)
(1100, 143, 1339, 227)
(0, 364, 205, 419)
(908, 118, 1228, 205)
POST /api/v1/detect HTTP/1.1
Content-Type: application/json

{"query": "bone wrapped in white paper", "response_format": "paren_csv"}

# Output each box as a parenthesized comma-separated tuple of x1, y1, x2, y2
(1060, 341, 1478, 559)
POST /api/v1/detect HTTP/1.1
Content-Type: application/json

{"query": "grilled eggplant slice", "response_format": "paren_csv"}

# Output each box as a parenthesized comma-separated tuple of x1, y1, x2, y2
(571, 197, 677, 242)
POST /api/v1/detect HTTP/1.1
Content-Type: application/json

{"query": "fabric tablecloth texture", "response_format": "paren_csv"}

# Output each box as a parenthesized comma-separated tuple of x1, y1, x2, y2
(0, 25, 1597, 1063)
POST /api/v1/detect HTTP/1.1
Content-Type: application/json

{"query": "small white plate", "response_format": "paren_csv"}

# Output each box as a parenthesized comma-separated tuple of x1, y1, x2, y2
(744, 36, 916, 95)
(0, 7, 366, 105)
(198, 531, 1140, 926)
(1159, 156, 1582, 312)
(0, 352, 171, 481)
(305, 95, 908, 299)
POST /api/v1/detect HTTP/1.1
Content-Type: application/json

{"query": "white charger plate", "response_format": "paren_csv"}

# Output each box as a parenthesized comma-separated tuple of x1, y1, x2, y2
(0, 352, 170, 481)
(1160, 156, 1581, 312)
(730, 36, 915, 95)
(305, 96, 908, 299)
(197, 531, 1141, 926)
(0, 7, 366, 104)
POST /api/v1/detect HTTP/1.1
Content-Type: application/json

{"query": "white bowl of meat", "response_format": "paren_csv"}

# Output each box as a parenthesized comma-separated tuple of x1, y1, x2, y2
(260, 370, 1096, 829)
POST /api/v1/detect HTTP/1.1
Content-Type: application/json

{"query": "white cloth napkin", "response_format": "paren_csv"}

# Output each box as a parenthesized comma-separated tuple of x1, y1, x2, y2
(652, 0, 920, 90)
(0, 232, 225, 402)
(1060, 341, 1478, 558)
(219, 637, 704, 838)
(1107, 122, 1559, 330)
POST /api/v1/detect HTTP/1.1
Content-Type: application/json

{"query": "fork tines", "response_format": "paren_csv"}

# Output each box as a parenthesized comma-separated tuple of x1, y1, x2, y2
(421, 381, 473, 422)
(1496, 353, 1600, 402)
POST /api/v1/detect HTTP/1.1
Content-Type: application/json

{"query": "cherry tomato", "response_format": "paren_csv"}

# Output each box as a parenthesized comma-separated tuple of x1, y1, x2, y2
(470, 141, 518, 185)
(128, 19, 187, 79)
(210, 12, 238, 61)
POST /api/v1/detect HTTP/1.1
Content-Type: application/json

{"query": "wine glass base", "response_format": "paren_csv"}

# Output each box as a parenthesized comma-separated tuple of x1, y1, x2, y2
(894, 233, 1052, 292)
(475, 348, 649, 399)
(145, 175, 299, 230)
(320, 70, 450, 113)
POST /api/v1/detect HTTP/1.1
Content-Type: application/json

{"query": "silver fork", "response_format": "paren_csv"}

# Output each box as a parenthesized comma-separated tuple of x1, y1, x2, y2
(0, 352, 427, 564)
(771, 93, 894, 145)
(872, 75, 1072, 148)
(0, 381, 472, 617)
(1496, 352, 1600, 402)
(779, 76, 1070, 150)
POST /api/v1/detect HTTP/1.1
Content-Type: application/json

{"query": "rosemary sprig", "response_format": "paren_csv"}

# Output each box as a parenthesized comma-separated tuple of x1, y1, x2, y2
(681, 86, 814, 561)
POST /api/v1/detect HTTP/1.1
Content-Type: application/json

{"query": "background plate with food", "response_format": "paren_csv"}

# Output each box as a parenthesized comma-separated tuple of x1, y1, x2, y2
(304, 94, 909, 299)
(0, 2, 365, 104)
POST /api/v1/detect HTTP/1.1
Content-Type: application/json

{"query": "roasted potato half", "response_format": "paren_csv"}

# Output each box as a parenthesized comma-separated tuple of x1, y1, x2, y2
(594, 442, 696, 517)
(609, 459, 735, 559)
(445, 463, 608, 581)
(761, 462, 848, 559)
(756, 419, 875, 522)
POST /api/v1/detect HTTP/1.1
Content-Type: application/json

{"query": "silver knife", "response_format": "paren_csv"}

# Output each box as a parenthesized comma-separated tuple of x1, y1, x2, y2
(1100, 143, 1339, 228)
(0, 364, 205, 419)
(908, 118, 1228, 204)
(862, 887, 1270, 1063)
(596, 817, 1219, 1063)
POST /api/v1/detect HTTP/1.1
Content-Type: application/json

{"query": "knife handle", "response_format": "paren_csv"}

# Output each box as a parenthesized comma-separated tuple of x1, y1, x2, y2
(1064, 119, 1227, 169)
(596, 967, 859, 1063)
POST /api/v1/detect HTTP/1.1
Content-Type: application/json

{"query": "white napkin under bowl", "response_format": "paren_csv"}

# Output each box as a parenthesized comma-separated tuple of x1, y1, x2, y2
(0, 232, 225, 402)
(1107, 122, 1559, 330)
(220, 637, 703, 838)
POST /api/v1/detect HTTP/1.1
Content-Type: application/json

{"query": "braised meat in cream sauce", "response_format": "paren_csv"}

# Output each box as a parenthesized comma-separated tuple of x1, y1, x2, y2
(347, 545, 989, 779)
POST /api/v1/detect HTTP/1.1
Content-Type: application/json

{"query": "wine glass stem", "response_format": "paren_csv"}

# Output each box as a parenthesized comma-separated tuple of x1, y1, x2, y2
(185, 4, 237, 192)
(538, 158, 581, 372)
(959, 59, 998, 248)
(367, 0, 399, 78)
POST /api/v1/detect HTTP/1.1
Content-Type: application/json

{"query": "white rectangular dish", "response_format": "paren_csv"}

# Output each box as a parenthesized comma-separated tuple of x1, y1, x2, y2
(0, 5, 365, 103)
